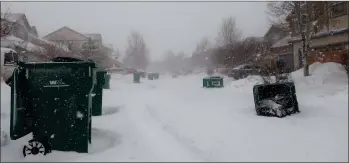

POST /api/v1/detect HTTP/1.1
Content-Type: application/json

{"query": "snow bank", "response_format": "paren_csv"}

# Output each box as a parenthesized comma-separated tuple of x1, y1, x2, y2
(230, 75, 268, 92)
(291, 62, 348, 95)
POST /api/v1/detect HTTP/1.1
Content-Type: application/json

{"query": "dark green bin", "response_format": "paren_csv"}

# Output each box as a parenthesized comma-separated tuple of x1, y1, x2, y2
(153, 73, 159, 79)
(203, 76, 224, 88)
(103, 73, 111, 89)
(133, 72, 141, 83)
(92, 71, 106, 116)
(253, 82, 300, 118)
(10, 60, 95, 153)
(147, 73, 154, 80)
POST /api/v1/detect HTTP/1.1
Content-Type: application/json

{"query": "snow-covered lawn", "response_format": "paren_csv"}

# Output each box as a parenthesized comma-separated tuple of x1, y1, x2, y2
(1, 62, 348, 162)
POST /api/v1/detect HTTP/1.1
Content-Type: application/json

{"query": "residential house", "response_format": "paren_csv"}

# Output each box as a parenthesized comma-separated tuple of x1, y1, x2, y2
(1, 13, 48, 61)
(43, 26, 89, 55)
(84, 34, 102, 45)
(43, 26, 114, 68)
(287, 2, 349, 69)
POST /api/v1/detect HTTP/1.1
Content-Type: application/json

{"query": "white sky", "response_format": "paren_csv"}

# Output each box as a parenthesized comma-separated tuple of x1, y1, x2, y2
(1, 1, 270, 61)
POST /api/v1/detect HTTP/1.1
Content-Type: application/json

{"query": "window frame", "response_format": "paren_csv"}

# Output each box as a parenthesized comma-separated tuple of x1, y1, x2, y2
(331, 2, 348, 18)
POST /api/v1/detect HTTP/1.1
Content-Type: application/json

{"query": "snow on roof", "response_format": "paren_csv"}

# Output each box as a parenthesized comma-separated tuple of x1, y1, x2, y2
(1, 13, 24, 23)
(1, 35, 24, 47)
(27, 33, 70, 52)
(290, 28, 349, 42)
(232, 64, 247, 70)
(271, 35, 291, 48)
(1, 47, 16, 56)
(1, 35, 45, 53)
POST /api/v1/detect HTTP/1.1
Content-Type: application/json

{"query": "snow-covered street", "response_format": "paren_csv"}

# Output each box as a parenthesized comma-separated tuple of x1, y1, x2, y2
(1, 63, 348, 162)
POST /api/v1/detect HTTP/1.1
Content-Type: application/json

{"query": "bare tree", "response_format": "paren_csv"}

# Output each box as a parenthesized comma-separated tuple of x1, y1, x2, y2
(0, 9, 17, 38)
(215, 16, 242, 47)
(267, 1, 332, 76)
(194, 37, 211, 54)
(211, 16, 243, 68)
(123, 31, 150, 70)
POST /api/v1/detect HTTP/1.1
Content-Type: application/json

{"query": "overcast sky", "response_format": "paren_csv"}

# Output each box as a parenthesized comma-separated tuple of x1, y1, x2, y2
(1, 1, 270, 61)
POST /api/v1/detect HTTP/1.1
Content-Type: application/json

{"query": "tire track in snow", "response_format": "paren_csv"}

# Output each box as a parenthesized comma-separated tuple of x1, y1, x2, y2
(144, 105, 214, 162)
(124, 100, 206, 162)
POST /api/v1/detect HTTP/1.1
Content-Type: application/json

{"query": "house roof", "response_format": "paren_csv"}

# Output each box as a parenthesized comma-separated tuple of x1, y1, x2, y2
(264, 24, 287, 38)
(43, 26, 88, 40)
(1, 13, 24, 22)
(1, 13, 33, 33)
(271, 35, 292, 48)
(84, 34, 102, 41)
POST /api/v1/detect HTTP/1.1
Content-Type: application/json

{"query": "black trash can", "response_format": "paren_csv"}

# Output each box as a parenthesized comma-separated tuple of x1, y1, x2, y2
(10, 58, 95, 154)
(92, 70, 106, 116)
(252, 82, 300, 118)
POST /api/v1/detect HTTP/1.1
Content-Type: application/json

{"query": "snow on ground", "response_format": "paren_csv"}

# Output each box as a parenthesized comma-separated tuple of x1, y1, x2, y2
(1, 62, 348, 162)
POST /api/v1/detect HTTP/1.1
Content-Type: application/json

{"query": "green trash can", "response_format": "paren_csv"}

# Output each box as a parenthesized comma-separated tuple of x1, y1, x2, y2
(153, 73, 159, 79)
(147, 73, 154, 80)
(140, 72, 146, 78)
(10, 60, 95, 154)
(103, 73, 111, 89)
(133, 72, 141, 83)
(92, 71, 106, 116)
(203, 76, 224, 88)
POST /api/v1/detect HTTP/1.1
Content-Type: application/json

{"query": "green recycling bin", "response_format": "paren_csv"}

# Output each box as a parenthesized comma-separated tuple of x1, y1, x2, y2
(153, 73, 159, 79)
(10, 60, 95, 154)
(103, 73, 111, 89)
(140, 72, 146, 78)
(92, 71, 106, 116)
(133, 72, 141, 83)
(203, 76, 224, 88)
(147, 73, 154, 80)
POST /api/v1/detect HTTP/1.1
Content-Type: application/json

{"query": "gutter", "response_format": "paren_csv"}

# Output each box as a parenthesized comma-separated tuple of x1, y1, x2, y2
(288, 28, 349, 43)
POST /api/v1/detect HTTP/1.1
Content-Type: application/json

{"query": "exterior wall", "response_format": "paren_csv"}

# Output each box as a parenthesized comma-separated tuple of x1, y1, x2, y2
(44, 27, 88, 52)
(329, 15, 349, 30)
(293, 33, 349, 68)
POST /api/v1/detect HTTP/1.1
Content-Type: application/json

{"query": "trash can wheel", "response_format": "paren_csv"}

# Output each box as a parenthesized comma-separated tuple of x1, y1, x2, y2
(23, 139, 49, 157)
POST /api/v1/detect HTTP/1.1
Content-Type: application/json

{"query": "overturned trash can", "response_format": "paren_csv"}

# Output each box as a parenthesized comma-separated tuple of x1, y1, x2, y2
(253, 82, 300, 118)
(203, 76, 224, 88)
(92, 70, 106, 116)
(10, 58, 95, 156)
(133, 72, 141, 83)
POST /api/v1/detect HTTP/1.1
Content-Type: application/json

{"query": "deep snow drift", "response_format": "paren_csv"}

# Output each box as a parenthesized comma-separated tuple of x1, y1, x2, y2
(1, 62, 348, 162)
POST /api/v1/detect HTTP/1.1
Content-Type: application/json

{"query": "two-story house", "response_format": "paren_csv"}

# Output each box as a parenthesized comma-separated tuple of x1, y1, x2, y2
(1, 13, 49, 61)
(43, 26, 114, 68)
(43, 26, 89, 54)
(287, 2, 349, 69)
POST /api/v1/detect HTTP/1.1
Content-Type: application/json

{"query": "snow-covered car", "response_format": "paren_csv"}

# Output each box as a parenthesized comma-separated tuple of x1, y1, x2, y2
(228, 64, 262, 79)
(1, 47, 18, 82)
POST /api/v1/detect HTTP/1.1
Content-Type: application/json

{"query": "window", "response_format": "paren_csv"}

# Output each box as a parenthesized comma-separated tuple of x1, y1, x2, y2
(331, 2, 348, 18)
